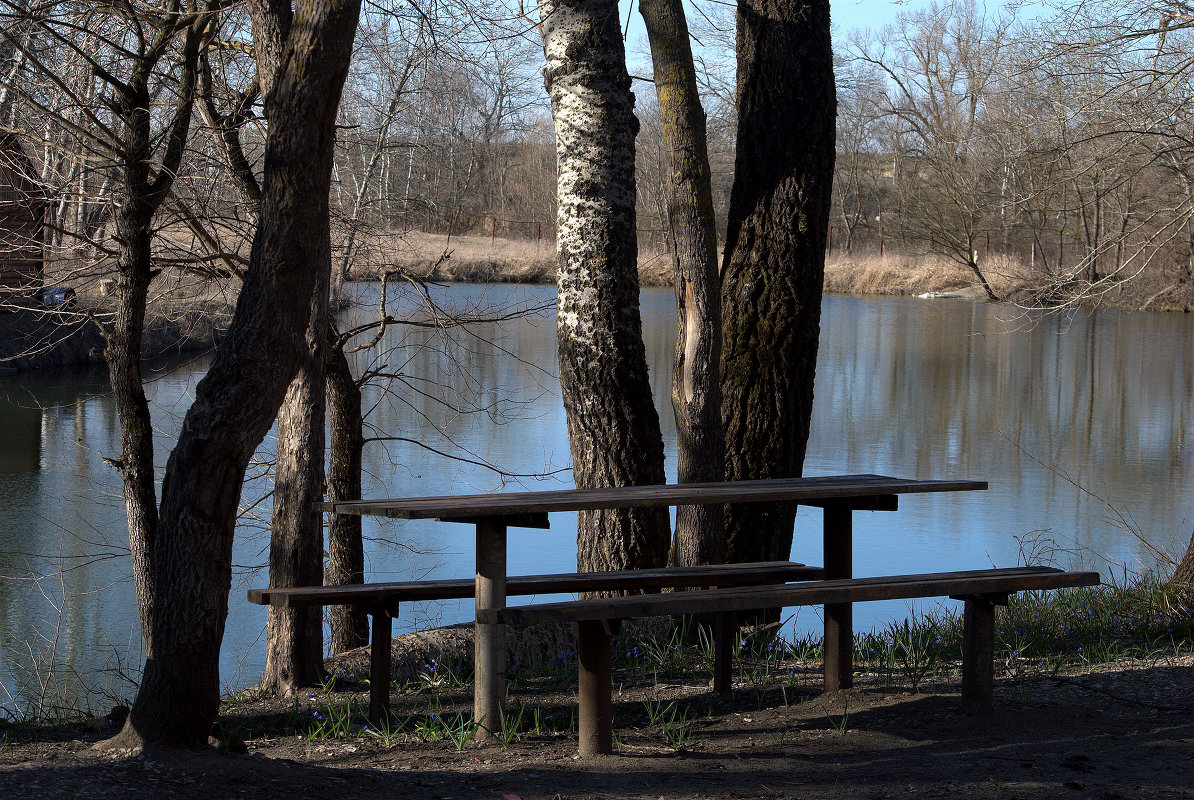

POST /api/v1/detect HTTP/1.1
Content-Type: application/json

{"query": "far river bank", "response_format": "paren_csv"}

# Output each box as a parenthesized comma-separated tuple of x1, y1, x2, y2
(5, 231, 1190, 372)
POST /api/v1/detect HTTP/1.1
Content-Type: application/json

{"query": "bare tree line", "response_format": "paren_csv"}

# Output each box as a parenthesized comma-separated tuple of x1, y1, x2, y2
(7, 0, 1194, 313)
(835, 0, 1194, 309)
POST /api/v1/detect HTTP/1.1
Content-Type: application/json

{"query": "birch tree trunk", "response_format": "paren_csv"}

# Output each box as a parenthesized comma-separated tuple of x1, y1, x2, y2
(101, 0, 361, 749)
(721, 0, 835, 565)
(537, 0, 670, 575)
(639, 0, 724, 567)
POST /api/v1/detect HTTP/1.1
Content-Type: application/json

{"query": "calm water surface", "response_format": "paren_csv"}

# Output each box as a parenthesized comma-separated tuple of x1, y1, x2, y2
(1, 286, 1191, 707)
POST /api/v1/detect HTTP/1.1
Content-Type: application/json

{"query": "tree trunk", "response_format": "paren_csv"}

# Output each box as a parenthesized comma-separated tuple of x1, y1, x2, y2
(325, 339, 368, 653)
(101, 0, 361, 750)
(1173, 531, 1194, 585)
(639, 0, 725, 567)
(536, 0, 670, 575)
(107, 203, 159, 653)
(720, 0, 835, 565)
(261, 284, 329, 695)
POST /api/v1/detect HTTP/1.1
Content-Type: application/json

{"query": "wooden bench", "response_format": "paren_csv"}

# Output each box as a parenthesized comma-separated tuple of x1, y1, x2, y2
(248, 560, 823, 725)
(477, 565, 1102, 755)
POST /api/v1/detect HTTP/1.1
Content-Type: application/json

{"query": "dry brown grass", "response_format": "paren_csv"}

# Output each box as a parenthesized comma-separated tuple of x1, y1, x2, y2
(824, 251, 1033, 298)
(349, 230, 678, 287)
(361, 233, 1040, 299)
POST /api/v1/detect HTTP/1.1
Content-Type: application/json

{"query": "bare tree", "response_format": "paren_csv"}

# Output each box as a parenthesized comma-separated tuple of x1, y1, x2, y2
(850, 0, 1010, 299)
(101, 0, 362, 749)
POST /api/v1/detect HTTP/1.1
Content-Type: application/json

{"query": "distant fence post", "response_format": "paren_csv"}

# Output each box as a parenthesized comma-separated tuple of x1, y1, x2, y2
(492, 216, 497, 244)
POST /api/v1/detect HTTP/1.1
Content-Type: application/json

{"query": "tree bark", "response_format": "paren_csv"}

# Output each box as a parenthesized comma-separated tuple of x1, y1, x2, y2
(102, 0, 361, 750)
(720, 0, 835, 565)
(1173, 531, 1194, 585)
(536, 0, 670, 576)
(640, 0, 725, 568)
(107, 189, 160, 654)
(262, 283, 329, 695)
(325, 339, 368, 653)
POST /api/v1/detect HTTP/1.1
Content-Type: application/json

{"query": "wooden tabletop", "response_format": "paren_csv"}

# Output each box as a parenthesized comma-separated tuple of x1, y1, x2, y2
(316, 474, 987, 521)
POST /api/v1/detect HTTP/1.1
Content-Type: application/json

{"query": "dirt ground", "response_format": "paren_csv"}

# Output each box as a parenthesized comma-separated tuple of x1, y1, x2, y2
(2, 656, 1193, 800)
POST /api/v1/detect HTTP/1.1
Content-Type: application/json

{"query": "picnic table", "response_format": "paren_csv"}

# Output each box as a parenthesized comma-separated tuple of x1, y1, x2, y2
(316, 473, 988, 739)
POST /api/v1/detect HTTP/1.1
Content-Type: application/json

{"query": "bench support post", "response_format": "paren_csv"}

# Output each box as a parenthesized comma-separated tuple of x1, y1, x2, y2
(713, 611, 736, 695)
(575, 620, 616, 756)
(823, 504, 853, 692)
(475, 517, 508, 741)
(960, 594, 1004, 713)
(368, 607, 393, 727)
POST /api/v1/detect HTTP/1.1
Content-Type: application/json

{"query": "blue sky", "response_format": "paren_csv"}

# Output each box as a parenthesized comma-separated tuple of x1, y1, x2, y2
(831, 0, 936, 32)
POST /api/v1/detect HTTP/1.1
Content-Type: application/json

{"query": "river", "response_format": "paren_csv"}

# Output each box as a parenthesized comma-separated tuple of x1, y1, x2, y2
(1, 285, 1191, 711)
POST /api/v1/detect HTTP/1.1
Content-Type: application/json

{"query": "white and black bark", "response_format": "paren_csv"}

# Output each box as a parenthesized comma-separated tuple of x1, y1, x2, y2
(537, 0, 670, 575)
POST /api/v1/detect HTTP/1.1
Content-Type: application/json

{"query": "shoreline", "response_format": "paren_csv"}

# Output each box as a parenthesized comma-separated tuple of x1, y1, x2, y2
(5, 242, 1189, 374)
(0, 302, 230, 373)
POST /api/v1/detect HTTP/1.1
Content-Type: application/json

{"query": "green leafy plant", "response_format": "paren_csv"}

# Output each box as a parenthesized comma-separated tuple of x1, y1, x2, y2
(366, 713, 410, 748)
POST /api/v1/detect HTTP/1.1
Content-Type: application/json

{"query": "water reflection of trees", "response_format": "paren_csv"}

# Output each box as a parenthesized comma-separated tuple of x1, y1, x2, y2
(808, 297, 1194, 568)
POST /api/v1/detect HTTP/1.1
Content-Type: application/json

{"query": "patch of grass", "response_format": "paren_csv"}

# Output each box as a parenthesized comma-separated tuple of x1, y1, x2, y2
(827, 697, 849, 734)
(414, 657, 472, 691)
(658, 704, 696, 751)
(300, 694, 360, 740)
(991, 576, 1194, 670)
(642, 698, 675, 726)
(365, 713, 409, 748)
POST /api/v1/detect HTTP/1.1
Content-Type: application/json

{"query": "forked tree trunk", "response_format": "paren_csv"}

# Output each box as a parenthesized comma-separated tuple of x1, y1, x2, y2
(262, 283, 329, 695)
(536, 0, 670, 575)
(325, 340, 368, 653)
(103, 10, 206, 657)
(101, 0, 361, 750)
(721, 0, 835, 565)
(640, 0, 725, 568)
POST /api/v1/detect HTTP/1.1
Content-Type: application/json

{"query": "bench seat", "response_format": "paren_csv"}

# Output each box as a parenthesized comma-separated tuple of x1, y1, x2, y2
(248, 560, 823, 724)
(247, 560, 824, 608)
(479, 566, 1101, 755)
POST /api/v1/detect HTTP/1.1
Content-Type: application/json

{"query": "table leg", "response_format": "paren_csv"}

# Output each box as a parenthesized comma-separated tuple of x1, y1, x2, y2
(475, 517, 507, 741)
(823, 504, 853, 692)
(368, 607, 392, 727)
(961, 594, 1001, 714)
(576, 620, 616, 756)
